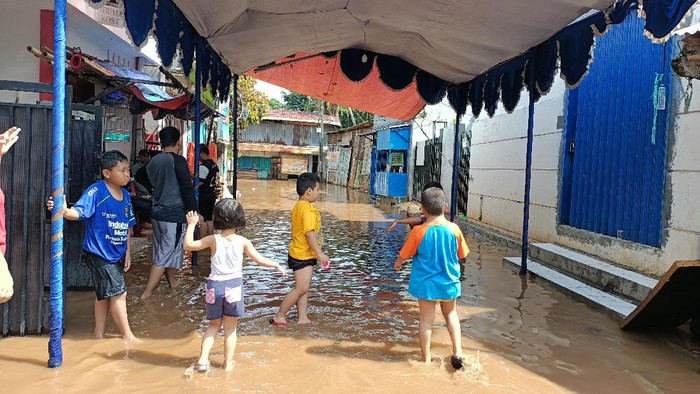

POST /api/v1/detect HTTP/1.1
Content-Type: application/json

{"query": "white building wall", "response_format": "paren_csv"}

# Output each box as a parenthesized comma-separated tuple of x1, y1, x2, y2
(467, 78, 565, 241)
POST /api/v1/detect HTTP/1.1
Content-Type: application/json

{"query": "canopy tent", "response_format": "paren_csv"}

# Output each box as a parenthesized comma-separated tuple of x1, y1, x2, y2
(88, 0, 698, 120)
(44, 0, 699, 368)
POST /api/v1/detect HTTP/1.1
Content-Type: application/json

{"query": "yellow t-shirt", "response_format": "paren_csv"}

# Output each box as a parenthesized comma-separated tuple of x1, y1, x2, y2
(288, 200, 321, 260)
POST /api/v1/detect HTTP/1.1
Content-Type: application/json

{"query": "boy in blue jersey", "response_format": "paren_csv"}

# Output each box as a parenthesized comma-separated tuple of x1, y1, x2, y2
(48, 150, 138, 342)
(394, 187, 468, 369)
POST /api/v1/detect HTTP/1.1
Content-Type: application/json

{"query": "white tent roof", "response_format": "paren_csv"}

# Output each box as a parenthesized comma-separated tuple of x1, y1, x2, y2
(173, 0, 615, 84)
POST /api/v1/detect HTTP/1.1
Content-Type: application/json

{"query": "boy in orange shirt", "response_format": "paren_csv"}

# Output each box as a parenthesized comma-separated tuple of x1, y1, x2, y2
(271, 173, 330, 326)
(394, 187, 469, 369)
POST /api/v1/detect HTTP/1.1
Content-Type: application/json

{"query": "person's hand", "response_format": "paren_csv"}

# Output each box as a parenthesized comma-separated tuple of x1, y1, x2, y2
(47, 195, 67, 215)
(386, 219, 398, 233)
(394, 259, 404, 271)
(274, 263, 288, 277)
(318, 253, 330, 268)
(124, 254, 131, 272)
(0, 267, 13, 304)
(0, 127, 20, 157)
(186, 211, 199, 226)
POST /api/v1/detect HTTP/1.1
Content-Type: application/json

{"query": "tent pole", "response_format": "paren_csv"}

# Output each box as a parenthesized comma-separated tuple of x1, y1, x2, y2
(521, 56, 537, 275)
(450, 113, 461, 222)
(48, 0, 67, 368)
(192, 36, 203, 268)
(232, 74, 239, 197)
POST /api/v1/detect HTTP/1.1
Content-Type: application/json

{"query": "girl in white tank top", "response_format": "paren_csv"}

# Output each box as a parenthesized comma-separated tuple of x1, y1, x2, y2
(184, 199, 286, 373)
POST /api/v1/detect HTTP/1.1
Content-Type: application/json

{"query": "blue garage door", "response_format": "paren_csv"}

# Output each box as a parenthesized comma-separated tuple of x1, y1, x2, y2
(560, 16, 672, 247)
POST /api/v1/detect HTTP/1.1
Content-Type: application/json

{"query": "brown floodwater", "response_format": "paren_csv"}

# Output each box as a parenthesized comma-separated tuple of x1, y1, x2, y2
(1, 179, 700, 393)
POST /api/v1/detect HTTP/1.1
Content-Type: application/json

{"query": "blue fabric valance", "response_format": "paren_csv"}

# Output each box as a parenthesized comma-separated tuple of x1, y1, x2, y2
(90, 0, 231, 101)
(90, 0, 696, 117)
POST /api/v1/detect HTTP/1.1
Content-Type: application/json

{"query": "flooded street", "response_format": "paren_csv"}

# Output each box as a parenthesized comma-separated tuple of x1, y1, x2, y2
(1, 179, 700, 393)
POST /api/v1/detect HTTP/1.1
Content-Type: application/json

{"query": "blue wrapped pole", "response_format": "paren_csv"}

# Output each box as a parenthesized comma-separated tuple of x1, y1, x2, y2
(192, 36, 203, 268)
(49, 0, 67, 368)
(232, 74, 239, 197)
(450, 114, 461, 222)
(520, 56, 537, 275)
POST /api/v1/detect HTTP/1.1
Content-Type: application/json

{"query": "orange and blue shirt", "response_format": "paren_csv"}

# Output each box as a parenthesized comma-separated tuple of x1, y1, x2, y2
(288, 200, 321, 260)
(399, 220, 469, 300)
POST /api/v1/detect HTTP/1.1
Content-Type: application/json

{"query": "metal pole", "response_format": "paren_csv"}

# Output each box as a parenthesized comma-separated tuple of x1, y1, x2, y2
(450, 114, 461, 222)
(49, 0, 67, 368)
(318, 101, 325, 179)
(521, 56, 537, 275)
(232, 74, 239, 196)
(192, 36, 203, 268)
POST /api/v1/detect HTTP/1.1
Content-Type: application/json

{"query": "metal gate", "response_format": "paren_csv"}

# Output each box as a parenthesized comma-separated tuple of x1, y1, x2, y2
(0, 81, 102, 335)
(412, 137, 442, 200)
(560, 16, 672, 247)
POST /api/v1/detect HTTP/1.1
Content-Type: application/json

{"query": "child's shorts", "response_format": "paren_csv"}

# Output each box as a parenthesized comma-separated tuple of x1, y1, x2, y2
(84, 251, 126, 301)
(205, 277, 245, 320)
(287, 254, 317, 271)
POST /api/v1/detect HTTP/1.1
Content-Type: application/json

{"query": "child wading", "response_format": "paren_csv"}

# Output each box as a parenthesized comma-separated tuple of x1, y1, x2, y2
(394, 187, 469, 369)
(184, 199, 286, 372)
(270, 172, 330, 327)
(48, 150, 139, 342)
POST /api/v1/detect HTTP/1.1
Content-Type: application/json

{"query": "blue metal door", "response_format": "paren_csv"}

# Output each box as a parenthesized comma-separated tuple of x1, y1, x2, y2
(560, 16, 672, 247)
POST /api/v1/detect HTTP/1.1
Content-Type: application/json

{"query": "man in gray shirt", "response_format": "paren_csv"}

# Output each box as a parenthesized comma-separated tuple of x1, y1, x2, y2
(135, 127, 198, 299)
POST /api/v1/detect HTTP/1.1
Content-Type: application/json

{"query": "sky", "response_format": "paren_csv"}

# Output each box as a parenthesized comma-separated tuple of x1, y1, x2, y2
(142, 39, 288, 101)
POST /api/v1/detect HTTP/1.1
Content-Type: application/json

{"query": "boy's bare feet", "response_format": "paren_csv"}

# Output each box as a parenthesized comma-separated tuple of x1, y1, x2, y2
(140, 291, 152, 300)
(124, 336, 143, 345)
(224, 361, 235, 372)
(297, 317, 312, 324)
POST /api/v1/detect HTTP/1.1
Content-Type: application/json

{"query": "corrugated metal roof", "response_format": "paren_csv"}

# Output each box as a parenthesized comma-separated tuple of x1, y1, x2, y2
(242, 122, 325, 146)
(263, 109, 341, 126)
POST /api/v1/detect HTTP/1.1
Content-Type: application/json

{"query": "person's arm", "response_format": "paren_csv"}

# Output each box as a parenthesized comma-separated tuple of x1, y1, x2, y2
(394, 228, 419, 270)
(394, 255, 409, 271)
(124, 231, 132, 272)
(386, 216, 424, 233)
(134, 164, 153, 193)
(184, 211, 214, 251)
(243, 239, 287, 276)
(173, 155, 198, 212)
(46, 195, 82, 221)
(305, 231, 329, 264)
(0, 253, 13, 303)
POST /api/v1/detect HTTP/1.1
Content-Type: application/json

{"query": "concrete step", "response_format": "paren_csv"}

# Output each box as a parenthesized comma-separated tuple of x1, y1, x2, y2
(529, 243, 657, 304)
(503, 257, 637, 319)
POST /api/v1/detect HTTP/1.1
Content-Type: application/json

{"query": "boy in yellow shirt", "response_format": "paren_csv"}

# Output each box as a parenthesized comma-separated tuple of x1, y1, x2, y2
(270, 173, 330, 326)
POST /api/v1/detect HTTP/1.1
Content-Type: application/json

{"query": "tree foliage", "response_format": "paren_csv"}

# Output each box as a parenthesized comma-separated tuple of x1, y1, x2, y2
(269, 98, 284, 110)
(231, 76, 270, 131)
(281, 91, 374, 129)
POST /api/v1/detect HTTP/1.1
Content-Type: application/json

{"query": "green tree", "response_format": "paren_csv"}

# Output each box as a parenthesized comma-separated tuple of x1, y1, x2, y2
(269, 98, 283, 109)
(281, 91, 374, 128)
(231, 76, 270, 131)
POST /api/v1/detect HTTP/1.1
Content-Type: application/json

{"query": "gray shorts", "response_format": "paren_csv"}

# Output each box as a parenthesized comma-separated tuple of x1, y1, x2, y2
(84, 252, 126, 301)
(151, 219, 185, 269)
(205, 278, 245, 320)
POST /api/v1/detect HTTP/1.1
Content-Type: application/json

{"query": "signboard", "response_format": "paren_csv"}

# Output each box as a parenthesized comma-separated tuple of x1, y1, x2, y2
(327, 151, 340, 172)
(281, 155, 308, 175)
(96, 2, 125, 29)
(390, 151, 404, 166)
(104, 132, 130, 142)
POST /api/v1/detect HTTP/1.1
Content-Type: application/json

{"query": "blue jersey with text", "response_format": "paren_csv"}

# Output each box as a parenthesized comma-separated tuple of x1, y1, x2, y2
(73, 181, 136, 263)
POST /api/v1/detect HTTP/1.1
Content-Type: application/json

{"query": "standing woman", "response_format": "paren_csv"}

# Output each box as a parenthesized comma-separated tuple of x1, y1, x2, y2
(0, 126, 21, 303)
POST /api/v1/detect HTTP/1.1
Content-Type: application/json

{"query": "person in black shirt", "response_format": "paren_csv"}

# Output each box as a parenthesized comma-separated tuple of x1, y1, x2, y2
(135, 127, 199, 299)
(197, 144, 219, 237)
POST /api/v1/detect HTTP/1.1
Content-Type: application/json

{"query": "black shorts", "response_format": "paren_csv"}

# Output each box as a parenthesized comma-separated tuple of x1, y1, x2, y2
(199, 192, 216, 221)
(287, 254, 317, 271)
(84, 252, 127, 301)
